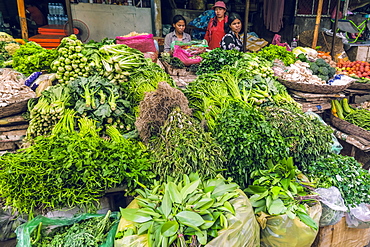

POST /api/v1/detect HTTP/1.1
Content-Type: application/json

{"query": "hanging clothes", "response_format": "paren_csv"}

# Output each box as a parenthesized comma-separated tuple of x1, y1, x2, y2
(263, 0, 284, 33)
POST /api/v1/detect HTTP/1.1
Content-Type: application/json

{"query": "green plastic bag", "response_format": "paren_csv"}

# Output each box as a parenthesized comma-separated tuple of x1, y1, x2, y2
(170, 39, 208, 50)
(16, 211, 119, 247)
(260, 203, 322, 247)
(114, 190, 260, 247)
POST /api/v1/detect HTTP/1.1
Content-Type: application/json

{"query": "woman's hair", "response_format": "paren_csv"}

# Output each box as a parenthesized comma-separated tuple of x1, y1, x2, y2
(170, 15, 186, 32)
(224, 12, 242, 33)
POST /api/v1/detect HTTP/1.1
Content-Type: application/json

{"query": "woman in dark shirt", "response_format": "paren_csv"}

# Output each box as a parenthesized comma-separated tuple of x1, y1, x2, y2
(220, 13, 243, 51)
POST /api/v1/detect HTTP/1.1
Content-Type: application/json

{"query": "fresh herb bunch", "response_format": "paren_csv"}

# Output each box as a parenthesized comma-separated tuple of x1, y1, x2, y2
(197, 48, 243, 75)
(257, 45, 297, 66)
(246, 157, 318, 230)
(11, 42, 58, 76)
(301, 153, 370, 207)
(149, 108, 225, 182)
(261, 106, 333, 165)
(69, 75, 135, 132)
(32, 211, 116, 247)
(0, 118, 152, 216)
(214, 100, 290, 188)
(116, 173, 240, 246)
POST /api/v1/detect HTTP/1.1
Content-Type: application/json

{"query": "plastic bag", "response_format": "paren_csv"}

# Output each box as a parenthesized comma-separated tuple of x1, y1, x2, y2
(304, 111, 343, 154)
(315, 187, 348, 227)
(205, 190, 260, 247)
(346, 203, 370, 229)
(0, 207, 27, 241)
(114, 190, 260, 247)
(170, 39, 209, 51)
(116, 34, 156, 53)
(260, 203, 322, 247)
(172, 45, 202, 67)
(16, 212, 119, 247)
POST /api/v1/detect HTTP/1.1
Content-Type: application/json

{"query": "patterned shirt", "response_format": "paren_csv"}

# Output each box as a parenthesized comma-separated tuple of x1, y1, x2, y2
(220, 31, 243, 51)
(164, 31, 192, 52)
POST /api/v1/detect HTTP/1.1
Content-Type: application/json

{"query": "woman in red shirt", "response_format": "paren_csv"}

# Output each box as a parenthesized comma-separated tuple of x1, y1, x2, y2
(204, 1, 228, 50)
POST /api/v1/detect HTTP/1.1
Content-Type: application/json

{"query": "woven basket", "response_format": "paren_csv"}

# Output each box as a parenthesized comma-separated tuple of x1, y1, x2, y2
(161, 60, 196, 77)
(0, 99, 29, 119)
(330, 114, 370, 141)
(348, 82, 370, 90)
(278, 79, 353, 94)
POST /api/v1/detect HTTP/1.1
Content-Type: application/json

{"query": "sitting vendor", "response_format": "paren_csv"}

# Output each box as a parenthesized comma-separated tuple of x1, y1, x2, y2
(220, 13, 243, 51)
(164, 15, 191, 52)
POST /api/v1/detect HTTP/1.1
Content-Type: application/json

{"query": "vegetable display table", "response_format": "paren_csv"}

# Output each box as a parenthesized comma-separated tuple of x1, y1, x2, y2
(344, 88, 370, 104)
(288, 90, 345, 113)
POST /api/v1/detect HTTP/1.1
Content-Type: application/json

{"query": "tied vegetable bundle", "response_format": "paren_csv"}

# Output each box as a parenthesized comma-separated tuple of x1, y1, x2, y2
(0, 116, 152, 216)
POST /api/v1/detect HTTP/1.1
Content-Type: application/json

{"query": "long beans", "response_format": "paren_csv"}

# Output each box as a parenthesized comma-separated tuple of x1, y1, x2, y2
(344, 109, 370, 131)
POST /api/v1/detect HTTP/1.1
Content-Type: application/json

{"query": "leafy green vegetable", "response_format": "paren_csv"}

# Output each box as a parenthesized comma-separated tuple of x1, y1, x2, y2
(116, 173, 240, 246)
(213, 100, 290, 188)
(301, 153, 370, 207)
(0, 118, 153, 216)
(197, 48, 243, 75)
(257, 45, 297, 66)
(246, 157, 319, 230)
(149, 107, 225, 183)
(10, 42, 57, 76)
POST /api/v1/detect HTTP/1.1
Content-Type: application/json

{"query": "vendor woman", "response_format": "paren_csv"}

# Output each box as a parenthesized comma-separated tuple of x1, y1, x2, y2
(220, 12, 243, 51)
(164, 15, 192, 52)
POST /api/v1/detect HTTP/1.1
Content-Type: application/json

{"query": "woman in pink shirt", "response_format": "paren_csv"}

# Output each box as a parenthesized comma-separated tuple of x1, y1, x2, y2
(204, 1, 228, 50)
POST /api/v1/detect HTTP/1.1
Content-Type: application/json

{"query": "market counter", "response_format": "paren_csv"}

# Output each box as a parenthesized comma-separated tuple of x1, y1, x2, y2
(70, 3, 152, 42)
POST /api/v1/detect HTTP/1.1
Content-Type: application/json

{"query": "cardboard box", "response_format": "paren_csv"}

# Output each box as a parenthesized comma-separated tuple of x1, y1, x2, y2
(312, 217, 370, 247)
(346, 46, 370, 62)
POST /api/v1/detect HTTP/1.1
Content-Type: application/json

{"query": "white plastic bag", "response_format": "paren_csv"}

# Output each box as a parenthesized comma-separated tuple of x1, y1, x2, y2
(346, 203, 370, 229)
(315, 187, 347, 226)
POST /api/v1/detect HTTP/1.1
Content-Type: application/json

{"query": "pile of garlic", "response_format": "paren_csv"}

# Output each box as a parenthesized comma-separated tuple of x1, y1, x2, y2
(279, 61, 325, 85)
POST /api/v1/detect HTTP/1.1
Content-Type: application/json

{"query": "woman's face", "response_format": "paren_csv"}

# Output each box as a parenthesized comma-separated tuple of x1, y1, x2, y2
(230, 18, 242, 34)
(214, 7, 226, 19)
(173, 20, 185, 34)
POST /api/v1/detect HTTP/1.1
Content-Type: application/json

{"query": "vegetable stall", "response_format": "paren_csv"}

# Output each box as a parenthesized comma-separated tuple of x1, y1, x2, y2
(0, 32, 369, 247)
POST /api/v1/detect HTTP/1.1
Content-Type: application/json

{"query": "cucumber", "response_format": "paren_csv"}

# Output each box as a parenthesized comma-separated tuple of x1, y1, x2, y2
(334, 100, 345, 119)
(341, 98, 353, 114)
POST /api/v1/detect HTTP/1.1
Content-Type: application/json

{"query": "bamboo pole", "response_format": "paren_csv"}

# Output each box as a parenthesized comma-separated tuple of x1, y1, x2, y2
(243, 0, 250, 52)
(312, 0, 324, 49)
(331, 0, 341, 59)
(16, 0, 28, 40)
(65, 0, 73, 36)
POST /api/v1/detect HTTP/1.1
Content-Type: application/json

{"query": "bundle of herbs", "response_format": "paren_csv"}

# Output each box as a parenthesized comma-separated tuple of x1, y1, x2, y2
(31, 211, 116, 247)
(196, 48, 243, 75)
(69, 75, 135, 132)
(149, 107, 225, 182)
(213, 100, 289, 188)
(0, 116, 152, 216)
(135, 81, 192, 142)
(116, 173, 240, 246)
(301, 153, 370, 208)
(261, 106, 333, 165)
(245, 157, 319, 231)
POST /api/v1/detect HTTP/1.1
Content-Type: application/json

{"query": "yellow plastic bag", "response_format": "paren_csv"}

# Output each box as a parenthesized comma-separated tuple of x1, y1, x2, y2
(114, 190, 260, 247)
(205, 190, 260, 247)
(260, 203, 322, 247)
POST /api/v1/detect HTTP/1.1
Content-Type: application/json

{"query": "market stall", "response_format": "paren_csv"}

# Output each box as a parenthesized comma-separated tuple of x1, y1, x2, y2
(1, 25, 370, 247)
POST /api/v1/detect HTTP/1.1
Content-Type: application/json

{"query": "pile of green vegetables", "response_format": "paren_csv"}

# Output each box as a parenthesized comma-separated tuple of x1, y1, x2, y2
(213, 100, 289, 188)
(257, 44, 297, 66)
(197, 48, 243, 75)
(262, 106, 333, 165)
(9, 42, 57, 76)
(301, 153, 370, 207)
(0, 41, 20, 67)
(149, 108, 225, 182)
(69, 75, 135, 131)
(246, 157, 318, 231)
(0, 116, 152, 216)
(160, 52, 185, 69)
(31, 211, 116, 247)
(116, 173, 240, 246)
(309, 58, 336, 81)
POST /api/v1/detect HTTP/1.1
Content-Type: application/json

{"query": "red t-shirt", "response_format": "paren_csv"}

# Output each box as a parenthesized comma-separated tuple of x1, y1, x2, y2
(204, 16, 228, 50)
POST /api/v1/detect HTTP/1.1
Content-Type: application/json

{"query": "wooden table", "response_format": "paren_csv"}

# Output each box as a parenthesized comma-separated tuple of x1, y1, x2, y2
(344, 88, 370, 104)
